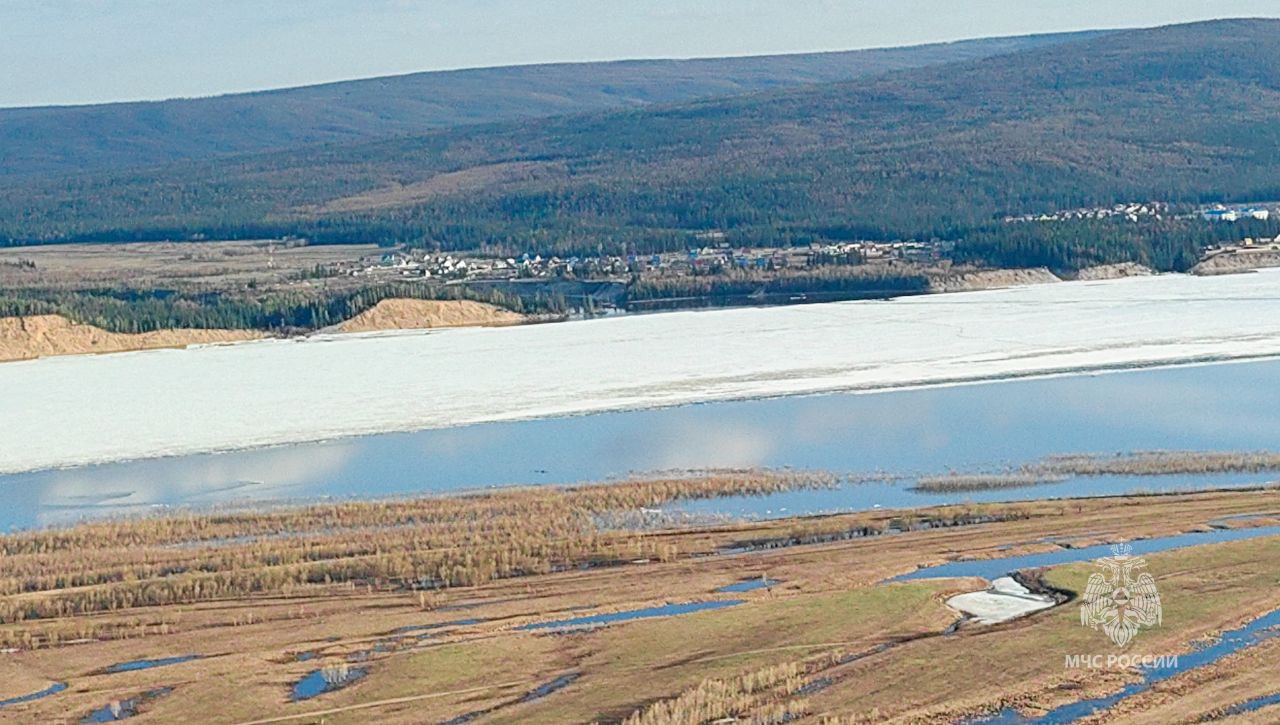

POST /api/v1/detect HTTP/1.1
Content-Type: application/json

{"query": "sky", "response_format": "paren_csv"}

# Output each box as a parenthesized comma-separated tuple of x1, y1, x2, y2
(3, 0, 1280, 108)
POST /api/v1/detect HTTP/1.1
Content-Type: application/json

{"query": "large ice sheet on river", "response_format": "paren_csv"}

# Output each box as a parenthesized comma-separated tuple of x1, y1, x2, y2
(7, 271, 1280, 474)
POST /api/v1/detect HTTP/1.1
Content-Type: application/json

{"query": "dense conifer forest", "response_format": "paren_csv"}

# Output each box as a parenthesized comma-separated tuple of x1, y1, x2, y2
(3, 20, 1280, 333)
(0, 284, 564, 334)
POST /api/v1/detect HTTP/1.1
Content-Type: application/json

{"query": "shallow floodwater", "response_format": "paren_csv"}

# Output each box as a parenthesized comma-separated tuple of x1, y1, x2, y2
(81, 688, 172, 723)
(4, 358, 1280, 529)
(972, 607, 1280, 724)
(291, 667, 367, 701)
(103, 656, 199, 674)
(895, 526, 1280, 582)
(1218, 690, 1280, 718)
(519, 673, 581, 703)
(907, 527, 1280, 723)
(0, 683, 67, 709)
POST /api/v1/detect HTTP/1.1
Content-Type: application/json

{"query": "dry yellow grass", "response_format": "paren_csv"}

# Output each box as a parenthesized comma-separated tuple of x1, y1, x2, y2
(1035, 451, 1280, 476)
(904, 450, 1280, 494)
(1, 487, 1278, 723)
(0, 470, 846, 626)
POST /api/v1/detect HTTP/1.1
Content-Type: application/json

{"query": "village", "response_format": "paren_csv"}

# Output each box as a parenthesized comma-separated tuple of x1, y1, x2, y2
(341, 237, 956, 285)
(1003, 201, 1276, 224)
(1003, 201, 1171, 223)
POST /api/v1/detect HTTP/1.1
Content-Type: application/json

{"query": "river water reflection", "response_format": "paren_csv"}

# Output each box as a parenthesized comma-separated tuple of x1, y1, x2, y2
(4, 359, 1280, 530)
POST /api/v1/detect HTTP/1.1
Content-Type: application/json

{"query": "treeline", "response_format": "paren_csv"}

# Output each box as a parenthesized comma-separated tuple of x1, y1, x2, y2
(0, 283, 563, 334)
(4, 22, 1280, 268)
(954, 218, 1280, 272)
(627, 267, 930, 302)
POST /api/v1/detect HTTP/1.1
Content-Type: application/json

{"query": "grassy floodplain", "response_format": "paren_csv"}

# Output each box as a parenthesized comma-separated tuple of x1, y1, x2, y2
(0, 471, 847, 626)
(0, 473, 1279, 722)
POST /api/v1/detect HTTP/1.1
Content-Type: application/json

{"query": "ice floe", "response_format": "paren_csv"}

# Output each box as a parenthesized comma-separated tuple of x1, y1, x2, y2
(8, 271, 1280, 474)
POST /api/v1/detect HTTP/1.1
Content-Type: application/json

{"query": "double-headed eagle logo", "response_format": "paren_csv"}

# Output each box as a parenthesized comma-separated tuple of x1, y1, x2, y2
(1079, 543, 1162, 647)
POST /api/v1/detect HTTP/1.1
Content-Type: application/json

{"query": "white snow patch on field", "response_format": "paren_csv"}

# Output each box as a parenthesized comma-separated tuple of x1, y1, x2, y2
(947, 576, 1057, 625)
(6, 270, 1280, 474)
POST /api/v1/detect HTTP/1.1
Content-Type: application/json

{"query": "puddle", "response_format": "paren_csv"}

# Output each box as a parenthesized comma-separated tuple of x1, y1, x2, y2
(518, 673, 581, 703)
(0, 682, 67, 708)
(971, 607, 1280, 724)
(340, 633, 424, 663)
(291, 665, 368, 701)
(896, 526, 1280, 582)
(716, 578, 780, 593)
(439, 672, 582, 724)
(966, 709, 1031, 724)
(81, 688, 172, 723)
(103, 655, 200, 674)
(517, 600, 745, 631)
(795, 677, 833, 696)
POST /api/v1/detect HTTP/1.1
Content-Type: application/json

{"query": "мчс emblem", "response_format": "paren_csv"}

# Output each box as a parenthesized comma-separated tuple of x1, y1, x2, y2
(1079, 543, 1162, 647)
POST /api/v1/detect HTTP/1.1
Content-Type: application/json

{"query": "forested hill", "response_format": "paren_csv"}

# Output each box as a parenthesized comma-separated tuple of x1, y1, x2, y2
(4, 19, 1280, 271)
(0, 32, 1096, 178)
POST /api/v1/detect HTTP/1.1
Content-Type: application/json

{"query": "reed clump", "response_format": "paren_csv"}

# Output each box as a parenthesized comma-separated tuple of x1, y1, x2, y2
(321, 662, 354, 686)
(1031, 451, 1280, 476)
(911, 473, 1066, 493)
(907, 450, 1280, 493)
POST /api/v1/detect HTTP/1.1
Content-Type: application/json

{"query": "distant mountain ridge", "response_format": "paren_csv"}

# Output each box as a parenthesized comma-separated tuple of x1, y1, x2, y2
(4, 19, 1279, 274)
(0, 31, 1100, 178)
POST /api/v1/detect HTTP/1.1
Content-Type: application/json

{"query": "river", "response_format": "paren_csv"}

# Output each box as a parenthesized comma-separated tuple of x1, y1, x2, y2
(6, 270, 1280, 478)
(4, 355, 1280, 529)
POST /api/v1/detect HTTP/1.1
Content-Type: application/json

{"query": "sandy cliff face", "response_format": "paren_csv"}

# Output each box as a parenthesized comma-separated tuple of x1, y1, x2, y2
(0, 300, 525, 363)
(930, 263, 1156, 291)
(335, 299, 526, 333)
(1193, 251, 1280, 276)
(929, 267, 1061, 293)
(1072, 262, 1155, 280)
(0, 315, 262, 362)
